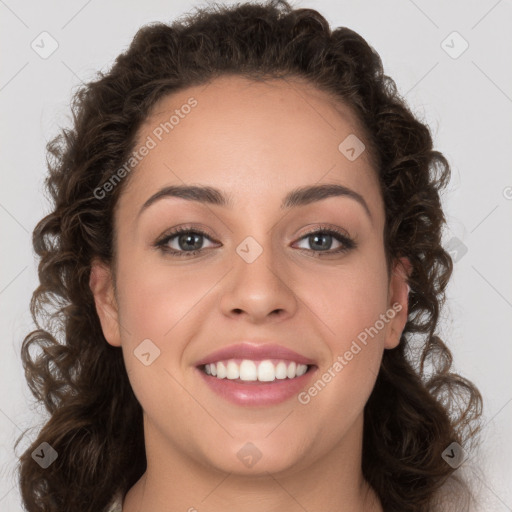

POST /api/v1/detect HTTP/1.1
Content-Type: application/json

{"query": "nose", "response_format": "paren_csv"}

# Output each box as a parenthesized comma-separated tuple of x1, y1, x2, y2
(219, 237, 298, 324)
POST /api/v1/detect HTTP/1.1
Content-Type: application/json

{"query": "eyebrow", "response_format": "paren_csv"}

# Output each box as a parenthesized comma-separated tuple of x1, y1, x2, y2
(138, 183, 372, 221)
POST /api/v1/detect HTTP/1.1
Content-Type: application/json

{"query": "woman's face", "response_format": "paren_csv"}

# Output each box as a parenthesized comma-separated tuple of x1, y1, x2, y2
(91, 75, 410, 478)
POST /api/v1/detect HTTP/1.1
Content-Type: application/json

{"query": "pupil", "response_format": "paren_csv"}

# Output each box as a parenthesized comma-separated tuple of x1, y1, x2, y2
(180, 233, 201, 250)
(311, 233, 331, 251)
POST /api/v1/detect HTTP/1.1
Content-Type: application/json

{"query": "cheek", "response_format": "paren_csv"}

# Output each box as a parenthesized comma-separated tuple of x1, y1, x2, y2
(310, 281, 387, 408)
(115, 256, 208, 415)
(298, 274, 389, 437)
(116, 250, 212, 344)
(306, 242, 390, 348)
(298, 243, 389, 415)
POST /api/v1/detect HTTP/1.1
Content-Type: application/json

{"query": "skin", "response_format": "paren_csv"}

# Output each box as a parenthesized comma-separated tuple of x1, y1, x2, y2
(90, 75, 411, 512)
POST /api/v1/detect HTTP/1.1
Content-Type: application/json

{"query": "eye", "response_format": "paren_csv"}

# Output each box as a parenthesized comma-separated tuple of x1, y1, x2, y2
(155, 226, 218, 257)
(292, 225, 356, 257)
(154, 224, 356, 258)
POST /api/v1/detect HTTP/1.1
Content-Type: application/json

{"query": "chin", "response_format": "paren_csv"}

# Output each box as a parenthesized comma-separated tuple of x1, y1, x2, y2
(199, 436, 312, 477)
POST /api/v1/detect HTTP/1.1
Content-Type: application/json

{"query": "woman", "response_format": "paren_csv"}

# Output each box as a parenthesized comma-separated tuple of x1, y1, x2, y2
(16, 1, 482, 511)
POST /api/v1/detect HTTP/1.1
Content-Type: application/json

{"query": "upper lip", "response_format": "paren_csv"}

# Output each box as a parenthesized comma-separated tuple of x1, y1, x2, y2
(194, 342, 316, 367)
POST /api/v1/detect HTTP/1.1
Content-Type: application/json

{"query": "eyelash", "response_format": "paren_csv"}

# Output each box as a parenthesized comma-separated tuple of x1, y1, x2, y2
(154, 224, 357, 258)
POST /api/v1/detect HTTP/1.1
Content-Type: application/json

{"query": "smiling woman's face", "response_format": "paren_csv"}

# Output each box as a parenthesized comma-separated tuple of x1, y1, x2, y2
(90, 75, 410, 481)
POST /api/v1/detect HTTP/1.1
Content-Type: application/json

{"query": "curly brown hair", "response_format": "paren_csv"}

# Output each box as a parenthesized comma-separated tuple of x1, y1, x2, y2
(16, 1, 482, 511)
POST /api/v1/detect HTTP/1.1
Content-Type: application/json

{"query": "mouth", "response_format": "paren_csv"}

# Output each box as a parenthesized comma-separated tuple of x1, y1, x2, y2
(199, 359, 315, 383)
(194, 341, 318, 406)
(196, 359, 318, 408)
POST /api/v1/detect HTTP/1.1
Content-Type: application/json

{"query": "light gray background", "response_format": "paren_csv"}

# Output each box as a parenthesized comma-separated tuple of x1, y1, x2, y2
(1, 0, 511, 510)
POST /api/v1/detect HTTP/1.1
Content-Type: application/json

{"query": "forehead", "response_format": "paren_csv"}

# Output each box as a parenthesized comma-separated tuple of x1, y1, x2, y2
(117, 75, 383, 225)
(138, 75, 371, 160)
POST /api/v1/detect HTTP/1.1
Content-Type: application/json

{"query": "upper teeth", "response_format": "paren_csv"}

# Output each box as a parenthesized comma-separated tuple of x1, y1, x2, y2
(203, 360, 308, 382)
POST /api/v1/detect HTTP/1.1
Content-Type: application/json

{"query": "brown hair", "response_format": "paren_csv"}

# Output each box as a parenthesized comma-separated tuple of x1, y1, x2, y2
(16, 1, 482, 511)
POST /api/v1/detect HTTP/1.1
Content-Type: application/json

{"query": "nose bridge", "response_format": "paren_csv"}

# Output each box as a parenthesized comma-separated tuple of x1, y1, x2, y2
(219, 230, 297, 320)
(234, 231, 285, 291)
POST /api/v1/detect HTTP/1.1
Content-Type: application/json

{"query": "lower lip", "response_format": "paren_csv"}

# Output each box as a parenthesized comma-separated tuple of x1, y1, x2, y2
(196, 366, 317, 407)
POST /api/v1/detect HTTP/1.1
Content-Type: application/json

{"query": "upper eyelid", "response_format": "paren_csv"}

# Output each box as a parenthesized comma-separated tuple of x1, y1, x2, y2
(159, 224, 351, 237)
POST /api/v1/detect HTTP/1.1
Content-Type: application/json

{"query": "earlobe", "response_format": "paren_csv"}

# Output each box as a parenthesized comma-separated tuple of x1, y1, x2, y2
(384, 256, 412, 350)
(89, 258, 121, 347)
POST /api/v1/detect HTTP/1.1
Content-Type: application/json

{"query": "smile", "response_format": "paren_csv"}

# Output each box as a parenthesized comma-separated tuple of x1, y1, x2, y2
(197, 360, 317, 406)
(194, 341, 318, 406)
(202, 359, 310, 382)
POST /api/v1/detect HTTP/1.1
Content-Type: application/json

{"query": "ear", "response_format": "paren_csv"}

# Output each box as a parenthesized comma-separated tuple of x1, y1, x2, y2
(384, 256, 412, 350)
(89, 258, 121, 347)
